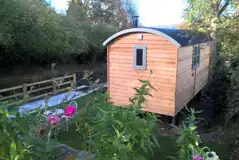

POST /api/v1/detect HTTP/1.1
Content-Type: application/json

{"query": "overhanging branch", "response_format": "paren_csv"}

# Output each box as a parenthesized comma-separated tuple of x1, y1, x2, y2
(218, 0, 230, 16)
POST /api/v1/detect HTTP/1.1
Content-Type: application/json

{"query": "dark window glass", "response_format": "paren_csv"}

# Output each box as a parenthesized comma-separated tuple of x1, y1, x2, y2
(193, 47, 197, 56)
(193, 56, 197, 66)
(192, 46, 200, 68)
(136, 49, 143, 66)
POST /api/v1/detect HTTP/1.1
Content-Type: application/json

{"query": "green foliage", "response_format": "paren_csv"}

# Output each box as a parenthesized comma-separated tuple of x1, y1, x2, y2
(225, 63, 239, 126)
(184, 0, 239, 126)
(74, 77, 159, 160)
(0, 0, 122, 65)
(170, 108, 203, 160)
(183, 0, 237, 36)
(67, 0, 138, 28)
(0, 104, 58, 159)
(205, 60, 230, 115)
(169, 108, 219, 160)
(0, 109, 35, 159)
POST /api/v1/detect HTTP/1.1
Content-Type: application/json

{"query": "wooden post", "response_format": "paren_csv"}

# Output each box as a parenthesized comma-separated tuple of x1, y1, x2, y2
(23, 84, 28, 102)
(71, 74, 76, 89)
(171, 117, 176, 125)
(52, 79, 57, 95)
(73, 74, 76, 86)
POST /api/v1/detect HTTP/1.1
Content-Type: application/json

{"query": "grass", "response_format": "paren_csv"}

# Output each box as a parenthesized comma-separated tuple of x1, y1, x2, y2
(58, 122, 178, 159)
(59, 125, 232, 160)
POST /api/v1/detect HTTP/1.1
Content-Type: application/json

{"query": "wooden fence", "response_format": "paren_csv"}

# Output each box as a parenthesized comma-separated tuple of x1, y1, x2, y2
(0, 74, 76, 106)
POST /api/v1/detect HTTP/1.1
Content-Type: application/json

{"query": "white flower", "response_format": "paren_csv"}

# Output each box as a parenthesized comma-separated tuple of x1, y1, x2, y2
(44, 110, 53, 116)
(205, 151, 219, 160)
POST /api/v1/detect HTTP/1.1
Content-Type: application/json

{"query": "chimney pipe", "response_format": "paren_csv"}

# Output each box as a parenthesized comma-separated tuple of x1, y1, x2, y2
(133, 16, 139, 28)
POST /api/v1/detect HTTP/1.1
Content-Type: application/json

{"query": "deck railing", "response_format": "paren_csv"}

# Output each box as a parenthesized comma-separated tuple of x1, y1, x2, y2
(0, 74, 76, 106)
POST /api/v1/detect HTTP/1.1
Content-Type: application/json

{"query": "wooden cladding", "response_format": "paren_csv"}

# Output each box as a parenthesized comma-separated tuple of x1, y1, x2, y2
(0, 74, 76, 106)
(108, 33, 177, 116)
(107, 31, 213, 117)
(175, 42, 211, 114)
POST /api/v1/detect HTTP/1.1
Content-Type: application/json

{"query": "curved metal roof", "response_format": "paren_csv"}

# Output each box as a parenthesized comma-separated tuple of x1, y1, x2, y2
(103, 27, 212, 48)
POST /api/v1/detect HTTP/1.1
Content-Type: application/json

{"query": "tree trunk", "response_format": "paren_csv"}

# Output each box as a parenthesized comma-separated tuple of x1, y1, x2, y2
(91, 53, 97, 65)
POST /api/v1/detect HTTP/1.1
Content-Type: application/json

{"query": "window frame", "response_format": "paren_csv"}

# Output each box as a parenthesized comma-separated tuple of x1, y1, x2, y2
(192, 45, 200, 69)
(133, 46, 147, 70)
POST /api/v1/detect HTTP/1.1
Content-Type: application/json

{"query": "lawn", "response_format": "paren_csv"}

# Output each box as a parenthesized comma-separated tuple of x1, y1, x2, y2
(57, 93, 232, 160)
(58, 125, 231, 160)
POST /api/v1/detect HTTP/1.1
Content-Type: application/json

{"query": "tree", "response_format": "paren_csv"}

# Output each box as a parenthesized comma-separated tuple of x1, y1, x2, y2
(184, 0, 237, 39)
(66, 0, 137, 64)
(67, 0, 137, 28)
(184, 0, 239, 126)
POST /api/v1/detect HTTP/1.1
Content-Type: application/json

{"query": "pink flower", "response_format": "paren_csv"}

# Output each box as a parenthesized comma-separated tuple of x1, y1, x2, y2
(64, 106, 76, 117)
(48, 115, 60, 125)
(193, 155, 204, 160)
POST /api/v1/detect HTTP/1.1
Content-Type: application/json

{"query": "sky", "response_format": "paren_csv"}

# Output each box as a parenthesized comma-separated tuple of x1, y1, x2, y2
(49, 0, 185, 27)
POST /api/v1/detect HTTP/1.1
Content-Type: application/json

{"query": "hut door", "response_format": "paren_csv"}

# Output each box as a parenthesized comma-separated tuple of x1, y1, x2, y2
(192, 45, 200, 96)
(192, 68, 197, 96)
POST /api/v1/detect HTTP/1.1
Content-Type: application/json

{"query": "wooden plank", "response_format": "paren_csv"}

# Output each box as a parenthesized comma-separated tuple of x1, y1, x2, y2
(115, 40, 173, 45)
(110, 63, 176, 69)
(26, 79, 52, 87)
(110, 88, 175, 94)
(55, 75, 73, 80)
(109, 75, 176, 81)
(72, 74, 76, 86)
(115, 33, 169, 41)
(109, 47, 177, 53)
(0, 85, 23, 93)
(107, 46, 110, 99)
(109, 74, 176, 82)
(109, 82, 175, 89)
(109, 80, 176, 86)
(109, 66, 176, 72)
(110, 88, 175, 96)
(109, 69, 176, 76)
(176, 83, 194, 94)
(144, 103, 175, 109)
(142, 107, 174, 116)
(28, 92, 53, 101)
(0, 93, 23, 101)
(110, 58, 176, 63)
(58, 81, 72, 86)
(111, 43, 176, 48)
(110, 92, 175, 101)
(26, 75, 73, 87)
(6, 101, 22, 107)
(112, 96, 174, 108)
(110, 89, 175, 96)
(57, 88, 70, 93)
(178, 46, 193, 58)
(178, 52, 210, 62)
(109, 52, 177, 58)
(109, 73, 175, 79)
(29, 85, 52, 94)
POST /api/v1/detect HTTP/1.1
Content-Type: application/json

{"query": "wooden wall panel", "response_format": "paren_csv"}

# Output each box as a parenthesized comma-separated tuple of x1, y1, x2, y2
(108, 33, 177, 116)
(194, 43, 211, 95)
(176, 46, 195, 112)
(176, 42, 211, 114)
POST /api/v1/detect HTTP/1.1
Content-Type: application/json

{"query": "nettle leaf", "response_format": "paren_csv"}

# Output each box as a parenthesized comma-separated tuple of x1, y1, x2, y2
(10, 141, 17, 159)
(138, 79, 149, 84)
(113, 120, 123, 127)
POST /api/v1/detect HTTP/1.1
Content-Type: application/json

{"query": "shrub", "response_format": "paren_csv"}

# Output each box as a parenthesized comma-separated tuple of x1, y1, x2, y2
(0, 105, 58, 159)
(74, 76, 159, 159)
(0, 0, 117, 66)
(169, 108, 220, 160)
